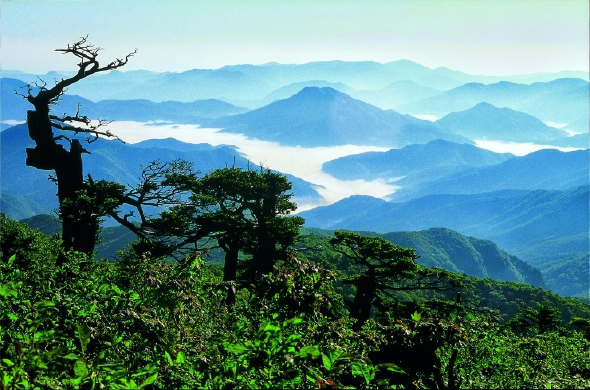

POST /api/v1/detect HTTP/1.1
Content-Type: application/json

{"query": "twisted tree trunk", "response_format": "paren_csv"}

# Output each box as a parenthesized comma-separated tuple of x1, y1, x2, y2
(22, 37, 135, 256)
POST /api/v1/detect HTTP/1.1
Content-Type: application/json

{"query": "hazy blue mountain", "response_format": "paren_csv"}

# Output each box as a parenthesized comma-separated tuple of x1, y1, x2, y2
(380, 228, 545, 288)
(435, 102, 569, 142)
(353, 80, 442, 109)
(508, 232, 589, 298)
(547, 133, 589, 148)
(506, 70, 589, 84)
(132, 138, 236, 153)
(1, 78, 247, 123)
(0, 193, 47, 221)
(6, 62, 587, 106)
(399, 78, 589, 131)
(211, 87, 469, 147)
(250, 80, 356, 108)
(61, 68, 272, 103)
(82, 99, 247, 121)
(219, 60, 473, 91)
(322, 139, 513, 181)
(389, 148, 589, 201)
(299, 187, 589, 259)
(0, 125, 321, 220)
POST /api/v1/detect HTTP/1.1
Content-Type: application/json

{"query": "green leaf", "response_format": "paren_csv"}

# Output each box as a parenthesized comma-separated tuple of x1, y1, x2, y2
(76, 323, 91, 354)
(2, 358, 14, 367)
(63, 353, 80, 360)
(297, 346, 321, 359)
(377, 363, 406, 374)
(7, 313, 18, 321)
(34, 300, 55, 307)
(351, 362, 365, 377)
(175, 351, 185, 364)
(322, 353, 332, 371)
(0, 284, 17, 298)
(140, 373, 158, 388)
(411, 311, 421, 322)
(7, 255, 16, 268)
(164, 351, 173, 366)
(73, 359, 88, 378)
(262, 322, 281, 332)
(225, 344, 249, 355)
(283, 317, 303, 327)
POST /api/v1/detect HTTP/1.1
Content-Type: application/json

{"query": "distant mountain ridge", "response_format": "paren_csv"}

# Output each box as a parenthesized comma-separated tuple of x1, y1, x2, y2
(435, 102, 569, 142)
(389, 148, 589, 201)
(210, 87, 469, 147)
(299, 186, 589, 257)
(322, 139, 513, 181)
(6, 60, 587, 105)
(400, 78, 589, 131)
(1, 78, 247, 124)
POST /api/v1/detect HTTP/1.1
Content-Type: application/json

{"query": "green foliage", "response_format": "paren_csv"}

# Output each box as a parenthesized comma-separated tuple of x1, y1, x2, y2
(1, 216, 589, 389)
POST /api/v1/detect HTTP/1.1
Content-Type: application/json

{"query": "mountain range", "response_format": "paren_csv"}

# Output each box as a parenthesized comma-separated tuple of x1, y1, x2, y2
(19, 213, 545, 290)
(1, 78, 247, 126)
(400, 78, 589, 132)
(209, 87, 468, 147)
(435, 102, 569, 142)
(5, 60, 587, 107)
(2, 60, 588, 300)
(299, 186, 588, 258)
(322, 139, 513, 181)
(388, 148, 589, 201)
(298, 186, 588, 297)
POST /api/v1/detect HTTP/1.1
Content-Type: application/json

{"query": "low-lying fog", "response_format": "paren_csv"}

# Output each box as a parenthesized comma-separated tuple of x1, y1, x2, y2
(106, 121, 583, 210)
(106, 121, 396, 211)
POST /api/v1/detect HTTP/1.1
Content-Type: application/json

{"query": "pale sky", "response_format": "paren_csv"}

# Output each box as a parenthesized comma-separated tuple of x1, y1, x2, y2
(1, 0, 588, 75)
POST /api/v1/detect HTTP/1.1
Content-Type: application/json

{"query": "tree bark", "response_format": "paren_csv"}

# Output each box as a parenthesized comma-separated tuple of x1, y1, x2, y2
(26, 108, 94, 254)
(351, 274, 376, 330)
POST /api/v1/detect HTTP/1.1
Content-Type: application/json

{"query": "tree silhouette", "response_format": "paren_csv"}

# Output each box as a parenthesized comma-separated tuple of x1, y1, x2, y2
(21, 37, 135, 255)
(130, 166, 304, 306)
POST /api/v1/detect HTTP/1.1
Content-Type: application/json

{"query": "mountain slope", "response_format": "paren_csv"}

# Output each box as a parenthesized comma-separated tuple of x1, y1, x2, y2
(298, 227, 545, 289)
(322, 139, 513, 181)
(381, 228, 545, 287)
(211, 87, 468, 147)
(389, 148, 589, 201)
(299, 187, 589, 257)
(435, 102, 568, 142)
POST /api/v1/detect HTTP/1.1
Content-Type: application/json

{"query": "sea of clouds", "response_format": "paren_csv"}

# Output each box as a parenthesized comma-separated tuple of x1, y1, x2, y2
(104, 121, 583, 210)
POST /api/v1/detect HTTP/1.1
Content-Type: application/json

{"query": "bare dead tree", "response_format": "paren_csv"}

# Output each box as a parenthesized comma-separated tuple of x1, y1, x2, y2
(23, 36, 136, 256)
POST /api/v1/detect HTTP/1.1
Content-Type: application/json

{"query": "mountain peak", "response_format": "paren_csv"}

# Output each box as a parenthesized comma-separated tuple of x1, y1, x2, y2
(294, 86, 346, 99)
(472, 101, 497, 109)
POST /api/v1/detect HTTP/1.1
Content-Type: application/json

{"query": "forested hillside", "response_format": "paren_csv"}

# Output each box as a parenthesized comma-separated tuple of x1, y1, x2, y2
(2, 213, 589, 388)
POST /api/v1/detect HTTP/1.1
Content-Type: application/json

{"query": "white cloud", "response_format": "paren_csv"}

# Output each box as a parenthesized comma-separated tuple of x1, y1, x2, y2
(106, 121, 398, 208)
